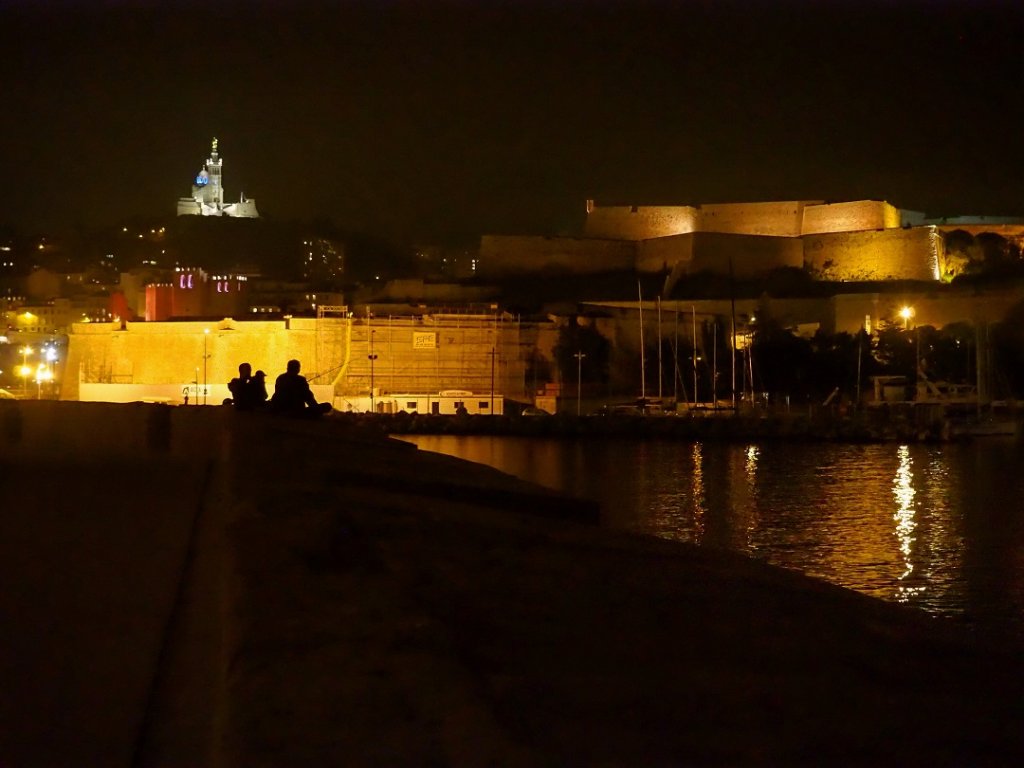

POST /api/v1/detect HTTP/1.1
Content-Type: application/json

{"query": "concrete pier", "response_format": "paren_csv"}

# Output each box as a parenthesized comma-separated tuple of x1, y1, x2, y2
(1, 401, 1021, 765)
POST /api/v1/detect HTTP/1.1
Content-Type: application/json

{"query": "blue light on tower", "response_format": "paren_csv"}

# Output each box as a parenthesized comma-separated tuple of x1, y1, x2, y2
(195, 170, 209, 186)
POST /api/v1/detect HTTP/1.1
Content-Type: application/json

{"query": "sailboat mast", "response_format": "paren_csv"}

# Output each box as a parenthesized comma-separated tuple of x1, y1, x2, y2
(638, 281, 646, 402)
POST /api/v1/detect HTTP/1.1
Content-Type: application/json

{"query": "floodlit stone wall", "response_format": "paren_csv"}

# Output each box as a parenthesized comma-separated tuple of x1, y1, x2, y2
(63, 316, 531, 405)
(698, 201, 815, 237)
(804, 227, 941, 282)
(583, 205, 699, 241)
(636, 234, 694, 273)
(478, 236, 636, 277)
(63, 319, 316, 402)
(802, 201, 902, 235)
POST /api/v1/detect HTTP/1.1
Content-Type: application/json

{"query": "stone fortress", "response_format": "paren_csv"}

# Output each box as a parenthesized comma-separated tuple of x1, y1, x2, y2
(480, 199, 1023, 285)
(176, 138, 259, 218)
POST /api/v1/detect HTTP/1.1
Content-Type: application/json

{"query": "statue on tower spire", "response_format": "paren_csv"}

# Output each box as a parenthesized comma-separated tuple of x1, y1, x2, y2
(176, 137, 258, 218)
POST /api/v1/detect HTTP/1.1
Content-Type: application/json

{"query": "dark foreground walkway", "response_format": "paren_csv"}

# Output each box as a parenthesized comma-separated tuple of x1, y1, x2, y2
(1, 402, 1021, 766)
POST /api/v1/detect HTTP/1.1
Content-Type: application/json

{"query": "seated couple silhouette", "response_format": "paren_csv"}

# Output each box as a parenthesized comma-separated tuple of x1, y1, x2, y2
(226, 360, 331, 417)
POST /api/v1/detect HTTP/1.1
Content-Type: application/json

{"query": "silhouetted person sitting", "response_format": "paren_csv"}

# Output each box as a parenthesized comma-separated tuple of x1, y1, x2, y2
(249, 370, 269, 408)
(226, 362, 269, 411)
(226, 362, 252, 408)
(270, 359, 330, 416)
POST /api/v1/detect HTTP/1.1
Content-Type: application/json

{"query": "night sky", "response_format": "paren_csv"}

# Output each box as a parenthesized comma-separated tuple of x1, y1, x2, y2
(1, 0, 1022, 244)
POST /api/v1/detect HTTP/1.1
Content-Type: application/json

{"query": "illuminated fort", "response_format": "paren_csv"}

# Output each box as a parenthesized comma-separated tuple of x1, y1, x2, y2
(480, 199, 1023, 284)
(176, 138, 259, 218)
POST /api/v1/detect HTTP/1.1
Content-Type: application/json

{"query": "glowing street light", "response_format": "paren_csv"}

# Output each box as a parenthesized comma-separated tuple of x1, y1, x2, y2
(18, 347, 33, 394)
(899, 306, 914, 330)
(368, 329, 378, 413)
(35, 365, 52, 400)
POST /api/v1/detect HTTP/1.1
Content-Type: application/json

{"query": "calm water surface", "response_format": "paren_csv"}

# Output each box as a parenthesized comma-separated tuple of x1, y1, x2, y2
(399, 435, 1024, 635)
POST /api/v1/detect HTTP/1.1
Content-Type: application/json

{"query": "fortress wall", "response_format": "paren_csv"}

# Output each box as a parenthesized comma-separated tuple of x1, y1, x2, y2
(63, 317, 529, 406)
(801, 200, 901, 235)
(583, 206, 699, 240)
(478, 235, 635, 277)
(803, 227, 940, 282)
(637, 233, 695, 273)
(688, 233, 804, 279)
(697, 201, 817, 237)
(63, 319, 320, 403)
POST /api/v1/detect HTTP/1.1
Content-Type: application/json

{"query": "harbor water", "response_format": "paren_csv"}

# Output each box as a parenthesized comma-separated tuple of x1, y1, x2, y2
(398, 434, 1024, 637)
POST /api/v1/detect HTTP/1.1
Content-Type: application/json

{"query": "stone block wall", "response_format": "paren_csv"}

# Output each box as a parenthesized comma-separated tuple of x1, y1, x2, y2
(636, 233, 694, 273)
(698, 201, 816, 237)
(63, 316, 530, 406)
(801, 201, 902, 235)
(804, 227, 941, 282)
(63, 319, 318, 402)
(583, 206, 699, 240)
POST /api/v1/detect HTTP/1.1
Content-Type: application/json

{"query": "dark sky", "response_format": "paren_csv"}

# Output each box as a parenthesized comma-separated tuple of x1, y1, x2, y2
(1, 0, 1022, 243)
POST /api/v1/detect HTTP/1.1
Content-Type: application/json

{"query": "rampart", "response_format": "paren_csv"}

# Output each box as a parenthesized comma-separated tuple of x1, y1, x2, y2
(583, 205, 699, 240)
(637, 232, 803, 278)
(64, 316, 530, 405)
(803, 227, 941, 282)
(586, 199, 923, 241)
(801, 200, 902, 235)
(698, 200, 813, 237)
(63, 318, 317, 402)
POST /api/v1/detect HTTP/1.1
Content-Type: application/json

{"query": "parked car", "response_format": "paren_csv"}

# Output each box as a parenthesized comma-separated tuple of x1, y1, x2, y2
(521, 406, 551, 417)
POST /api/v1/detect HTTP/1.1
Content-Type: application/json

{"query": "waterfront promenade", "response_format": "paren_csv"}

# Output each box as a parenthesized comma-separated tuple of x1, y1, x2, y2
(1, 401, 1022, 765)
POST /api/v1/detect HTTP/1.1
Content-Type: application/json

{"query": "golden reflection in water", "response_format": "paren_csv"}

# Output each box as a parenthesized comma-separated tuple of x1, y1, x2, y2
(743, 444, 760, 547)
(892, 444, 923, 602)
(691, 442, 706, 544)
(745, 445, 759, 480)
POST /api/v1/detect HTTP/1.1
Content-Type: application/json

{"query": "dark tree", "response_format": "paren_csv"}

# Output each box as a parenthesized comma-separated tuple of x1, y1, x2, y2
(553, 318, 611, 392)
(990, 302, 1024, 397)
(749, 314, 814, 402)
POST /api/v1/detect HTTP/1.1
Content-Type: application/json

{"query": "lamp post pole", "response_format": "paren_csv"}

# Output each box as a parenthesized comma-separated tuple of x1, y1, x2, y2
(489, 347, 496, 415)
(203, 328, 210, 405)
(20, 346, 32, 395)
(368, 329, 378, 413)
(574, 351, 586, 416)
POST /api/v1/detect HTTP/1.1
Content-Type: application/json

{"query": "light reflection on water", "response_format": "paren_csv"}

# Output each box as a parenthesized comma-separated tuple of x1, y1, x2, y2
(399, 434, 1024, 633)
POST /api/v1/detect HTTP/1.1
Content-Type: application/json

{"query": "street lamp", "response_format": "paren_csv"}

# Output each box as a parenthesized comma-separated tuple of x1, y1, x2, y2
(203, 328, 210, 405)
(19, 346, 32, 393)
(899, 306, 914, 330)
(574, 350, 586, 416)
(35, 364, 51, 400)
(368, 329, 378, 413)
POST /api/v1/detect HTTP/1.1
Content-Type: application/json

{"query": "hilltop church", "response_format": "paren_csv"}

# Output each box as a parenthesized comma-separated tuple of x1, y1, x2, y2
(176, 138, 259, 218)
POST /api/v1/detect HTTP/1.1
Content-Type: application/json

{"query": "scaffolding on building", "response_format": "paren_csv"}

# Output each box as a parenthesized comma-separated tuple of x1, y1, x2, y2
(313, 308, 525, 404)
(312, 305, 351, 387)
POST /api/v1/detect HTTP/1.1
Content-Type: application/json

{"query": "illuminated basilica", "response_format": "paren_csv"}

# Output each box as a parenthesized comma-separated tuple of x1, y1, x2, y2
(176, 138, 259, 218)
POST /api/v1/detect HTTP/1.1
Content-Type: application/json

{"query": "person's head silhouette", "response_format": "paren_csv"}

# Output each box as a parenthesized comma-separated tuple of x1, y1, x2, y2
(286, 359, 301, 375)
(238, 362, 252, 379)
